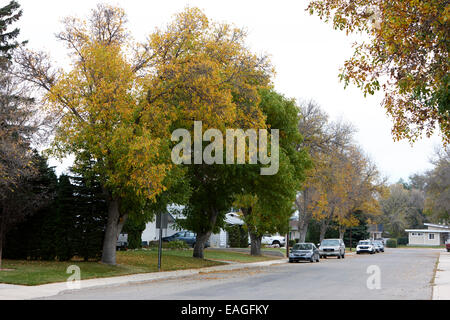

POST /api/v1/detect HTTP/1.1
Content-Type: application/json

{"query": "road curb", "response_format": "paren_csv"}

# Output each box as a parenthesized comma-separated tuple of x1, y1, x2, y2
(0, 258, 287, 300)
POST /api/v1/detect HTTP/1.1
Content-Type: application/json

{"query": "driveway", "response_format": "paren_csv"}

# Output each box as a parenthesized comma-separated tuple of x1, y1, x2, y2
(42, 248, 439, 300)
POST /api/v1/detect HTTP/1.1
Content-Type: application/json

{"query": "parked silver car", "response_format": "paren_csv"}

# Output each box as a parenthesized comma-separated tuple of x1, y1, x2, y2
(319, 239, 346, 259)
(373, 240, 384, 252)
(289, 243, 320, 263)
(356, 240, 376, 254)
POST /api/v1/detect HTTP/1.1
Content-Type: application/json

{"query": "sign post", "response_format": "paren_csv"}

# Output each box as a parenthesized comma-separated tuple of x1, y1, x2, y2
(156, 212, 169, 271)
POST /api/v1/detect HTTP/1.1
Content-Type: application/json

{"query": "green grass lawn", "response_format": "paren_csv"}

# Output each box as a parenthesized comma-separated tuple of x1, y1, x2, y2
(0, 248, 276, 286)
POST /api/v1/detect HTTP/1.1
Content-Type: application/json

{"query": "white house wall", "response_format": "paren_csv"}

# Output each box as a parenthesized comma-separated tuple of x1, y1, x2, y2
(408, 232, 441, 246)
(141, 221, 179, 243)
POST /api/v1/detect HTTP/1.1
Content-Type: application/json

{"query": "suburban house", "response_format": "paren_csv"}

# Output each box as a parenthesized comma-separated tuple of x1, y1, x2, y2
(289, 218, 299, 241)
(140, 209, 245, 248)
(405, 223, 450, 246)
(368, 224, 384, 240)
(209, 212, 244, 248)
(141, 211, 181, 244)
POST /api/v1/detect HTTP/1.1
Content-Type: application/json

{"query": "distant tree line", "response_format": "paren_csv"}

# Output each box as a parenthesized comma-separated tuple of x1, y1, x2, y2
(380, 147, 450, 239)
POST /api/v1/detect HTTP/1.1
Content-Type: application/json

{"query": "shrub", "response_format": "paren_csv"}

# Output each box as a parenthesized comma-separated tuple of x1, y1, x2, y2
(289, 239, 296, 247)
(386, 239, 397, 248)
(148, 241, 170, 249)
(397, 237, 408, 245)
(225, 224, 248, 248)
(167, 240, 190, 250)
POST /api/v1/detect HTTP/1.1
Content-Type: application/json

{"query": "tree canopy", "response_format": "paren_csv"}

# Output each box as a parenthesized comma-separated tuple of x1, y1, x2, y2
(307, 0, 450, 144)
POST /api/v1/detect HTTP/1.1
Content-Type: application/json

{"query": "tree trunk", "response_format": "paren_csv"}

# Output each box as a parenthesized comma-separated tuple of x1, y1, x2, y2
(339, 226, 346, 239)
(298, 218, 310, 243)
(101, 196, 127, 265)
(249, 232, 262, 256)
(319, 222, 328, 243)
(296, 190, 311, 243)
(239, 207, 262, 256)
(193, 231, 211, 259)
(193, 209, 218, 259)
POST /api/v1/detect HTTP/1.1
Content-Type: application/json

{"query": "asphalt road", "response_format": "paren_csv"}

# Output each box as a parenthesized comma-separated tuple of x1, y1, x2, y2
(44, 248, 440, 300)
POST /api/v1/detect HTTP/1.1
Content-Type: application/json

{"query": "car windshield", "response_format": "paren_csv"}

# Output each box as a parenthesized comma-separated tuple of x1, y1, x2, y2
(359, 241, 370, 245)
(321, 240, 339, 246)
(293, 243, 313, 250)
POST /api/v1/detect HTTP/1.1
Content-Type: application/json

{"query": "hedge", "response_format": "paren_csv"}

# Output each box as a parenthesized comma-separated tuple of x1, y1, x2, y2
(386, 239, 398, 248)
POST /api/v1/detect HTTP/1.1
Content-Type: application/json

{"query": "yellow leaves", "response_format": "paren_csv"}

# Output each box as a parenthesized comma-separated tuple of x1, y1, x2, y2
(40, 5, 274, 205)
(308, 0, 450, 144)
(145, 7, 272, 134)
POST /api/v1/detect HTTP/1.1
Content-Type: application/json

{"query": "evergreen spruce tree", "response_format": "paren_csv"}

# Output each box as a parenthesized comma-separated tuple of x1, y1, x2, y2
(71, 172, 108, 261)
(54, 175, 77, 261)
(0, 0, 24, 60)
(3, 152, 57, 260)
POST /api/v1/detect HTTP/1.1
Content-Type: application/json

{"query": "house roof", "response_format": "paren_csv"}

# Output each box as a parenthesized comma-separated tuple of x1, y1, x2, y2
(225, 212, 244, 225)
(424, 223, 450, 229)
(405, 229, 450, 233)
(368, 224, 384, 232)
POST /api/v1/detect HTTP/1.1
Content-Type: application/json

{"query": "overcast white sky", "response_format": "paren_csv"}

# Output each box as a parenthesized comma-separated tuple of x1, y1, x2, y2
(12, 0, 443, 183)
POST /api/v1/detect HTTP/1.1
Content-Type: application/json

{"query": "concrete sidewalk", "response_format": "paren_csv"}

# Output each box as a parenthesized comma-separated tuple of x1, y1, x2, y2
(0, 258, 287, 300)
(432, 251, 450, 300)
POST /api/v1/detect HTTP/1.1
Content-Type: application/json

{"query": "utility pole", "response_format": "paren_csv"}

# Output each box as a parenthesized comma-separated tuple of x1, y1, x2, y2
(350, 227, 352, 252)
(286, 232, 290, 257)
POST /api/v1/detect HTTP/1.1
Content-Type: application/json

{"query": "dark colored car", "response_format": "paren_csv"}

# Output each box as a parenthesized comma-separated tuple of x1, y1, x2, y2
(289, 243, 320, 263)
(162, 231, 210, 248)
(446, 239, 450, 252)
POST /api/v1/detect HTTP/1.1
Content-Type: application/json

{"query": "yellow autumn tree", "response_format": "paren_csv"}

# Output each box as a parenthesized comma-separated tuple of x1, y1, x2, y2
(15, 5, 274, 262)
(307, 0, 450, 143)
(15, 5, 170, 265)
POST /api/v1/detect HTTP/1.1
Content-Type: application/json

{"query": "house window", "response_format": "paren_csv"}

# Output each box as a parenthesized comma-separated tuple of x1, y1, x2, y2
(429, 234, 435, 240)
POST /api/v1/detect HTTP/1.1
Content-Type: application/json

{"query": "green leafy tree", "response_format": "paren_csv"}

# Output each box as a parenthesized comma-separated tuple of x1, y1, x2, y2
(234, 89, 311, 256)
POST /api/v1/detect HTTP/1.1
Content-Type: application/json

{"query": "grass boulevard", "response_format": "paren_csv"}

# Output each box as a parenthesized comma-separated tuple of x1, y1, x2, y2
(0, 249, 277, 286)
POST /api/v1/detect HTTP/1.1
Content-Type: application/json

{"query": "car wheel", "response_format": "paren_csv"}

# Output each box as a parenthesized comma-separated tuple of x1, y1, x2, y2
(272, 240, 280, 246)
(337, 254, 341, 259)
(289, 259, 293, 263)
(342, 253, 345, 259)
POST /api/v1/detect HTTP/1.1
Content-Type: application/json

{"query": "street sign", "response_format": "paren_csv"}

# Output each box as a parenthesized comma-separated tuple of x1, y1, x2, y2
(156, 212, 169, 229)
